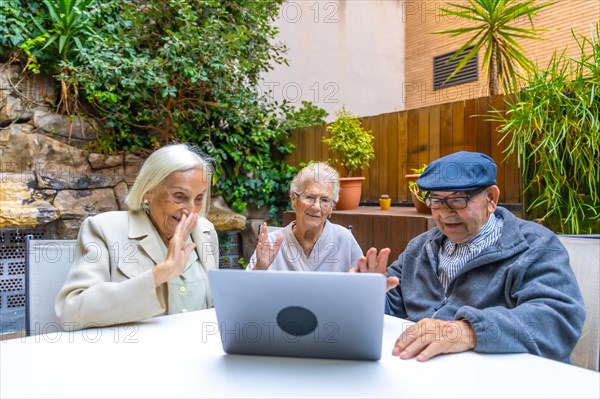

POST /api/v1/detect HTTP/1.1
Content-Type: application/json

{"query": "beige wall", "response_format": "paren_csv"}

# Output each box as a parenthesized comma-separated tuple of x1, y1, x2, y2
(404, 0, 600, 110)
(260, 0, 406, 120)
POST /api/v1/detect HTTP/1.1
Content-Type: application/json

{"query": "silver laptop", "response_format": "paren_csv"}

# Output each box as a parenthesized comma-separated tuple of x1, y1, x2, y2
(208, 269, 386, 361)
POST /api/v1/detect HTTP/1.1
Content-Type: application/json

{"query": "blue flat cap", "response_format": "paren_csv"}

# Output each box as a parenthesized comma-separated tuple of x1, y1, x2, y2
(417, 151, 497, 192)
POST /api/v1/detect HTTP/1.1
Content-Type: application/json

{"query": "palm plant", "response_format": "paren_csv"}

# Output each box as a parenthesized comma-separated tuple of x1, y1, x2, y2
(434, 0, 555, 96)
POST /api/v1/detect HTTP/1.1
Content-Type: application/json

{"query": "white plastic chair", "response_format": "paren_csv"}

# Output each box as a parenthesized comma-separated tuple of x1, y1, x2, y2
(25, 238, 77, 336)
(558, 234, 600, 371)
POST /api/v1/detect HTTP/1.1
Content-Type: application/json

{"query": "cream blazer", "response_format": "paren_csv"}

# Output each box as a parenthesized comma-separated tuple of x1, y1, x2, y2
(55, 210, 219, 330)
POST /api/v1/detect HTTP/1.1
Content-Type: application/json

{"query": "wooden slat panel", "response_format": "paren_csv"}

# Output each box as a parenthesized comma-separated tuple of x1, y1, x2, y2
(388, 216, 407, 261)
(304, 129, 321, 163)
(387, 112, 399, 199)
(477, 97, 492, 155)
(428, 105, 441, 163)
(364, 115, 378, 200)
(406, 109, 420, 202)
(314, 125, 327, 163)
(330, 214, 358, 235)
(440, 102, 453, 157)
(376, 114, 390, 201)
(452, 100, 465, 152)
(417, 107, 429, 168)
(355, 215, 375, 251)
(373, 216, 389, 254)
(406, 217, 428, 249)
(498, 95, 520, 205)
(397, 111, 409, 202)
(490, 96, 507, 203)
(464, 98, 478, 152)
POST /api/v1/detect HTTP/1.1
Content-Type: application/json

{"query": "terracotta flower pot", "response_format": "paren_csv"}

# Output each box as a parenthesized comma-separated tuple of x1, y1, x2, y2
(405, 174, 431, 214)
(336, 177, 365, 210)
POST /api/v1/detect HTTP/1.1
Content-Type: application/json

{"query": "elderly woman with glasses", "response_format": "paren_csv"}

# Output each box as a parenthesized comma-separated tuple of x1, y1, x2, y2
(247, 162, 363, 271)
(55, 144, 219, 330)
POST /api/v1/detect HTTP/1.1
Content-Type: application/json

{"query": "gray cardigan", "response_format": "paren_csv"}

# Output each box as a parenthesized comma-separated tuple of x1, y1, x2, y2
(385, 207, 585, 363)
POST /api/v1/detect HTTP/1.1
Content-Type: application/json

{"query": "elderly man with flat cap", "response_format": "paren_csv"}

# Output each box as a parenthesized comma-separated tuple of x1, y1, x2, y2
(355, 151, 585, 363)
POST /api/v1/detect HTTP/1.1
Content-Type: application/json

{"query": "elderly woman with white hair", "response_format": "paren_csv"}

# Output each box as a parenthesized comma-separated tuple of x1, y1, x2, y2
(55, 143, 218, 330)
(248, 162, 362, 271)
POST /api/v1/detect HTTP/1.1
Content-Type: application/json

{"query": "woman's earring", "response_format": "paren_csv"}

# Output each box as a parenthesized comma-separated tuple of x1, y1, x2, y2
(143, 199, 150, 214)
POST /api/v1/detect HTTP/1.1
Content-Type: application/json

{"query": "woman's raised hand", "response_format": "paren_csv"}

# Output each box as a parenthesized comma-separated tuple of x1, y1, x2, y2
(253, 222, 284, 270)
(152, 213, 198, 286)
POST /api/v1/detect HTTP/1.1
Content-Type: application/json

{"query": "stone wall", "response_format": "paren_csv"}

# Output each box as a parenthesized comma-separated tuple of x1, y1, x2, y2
(1, 124, 144, 238)
(0, 63, 247, 241)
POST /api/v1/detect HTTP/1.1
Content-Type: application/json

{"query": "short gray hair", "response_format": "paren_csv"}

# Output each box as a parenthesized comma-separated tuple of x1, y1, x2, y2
(290, 162, 340, 202)
(126, 143, 214, 217)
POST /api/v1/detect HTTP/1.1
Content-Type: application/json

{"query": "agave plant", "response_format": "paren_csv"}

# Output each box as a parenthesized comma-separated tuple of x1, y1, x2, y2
(435, 0, 555, 96)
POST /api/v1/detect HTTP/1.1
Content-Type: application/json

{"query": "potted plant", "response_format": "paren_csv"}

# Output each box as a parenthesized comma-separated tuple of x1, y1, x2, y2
(322, 107, 375, 210)
(405, 164, 431, 214)
(379, 194, 391, 210)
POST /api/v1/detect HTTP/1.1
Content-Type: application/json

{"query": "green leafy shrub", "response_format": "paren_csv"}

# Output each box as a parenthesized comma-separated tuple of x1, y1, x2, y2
(1, 0, 327, 219)
(75, 0, 323, 217)
(323, 107, 375, 177)
(0, 1, 44, 62)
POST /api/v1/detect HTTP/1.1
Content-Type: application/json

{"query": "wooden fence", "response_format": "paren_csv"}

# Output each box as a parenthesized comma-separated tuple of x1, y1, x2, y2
(287, 95, 521, 205)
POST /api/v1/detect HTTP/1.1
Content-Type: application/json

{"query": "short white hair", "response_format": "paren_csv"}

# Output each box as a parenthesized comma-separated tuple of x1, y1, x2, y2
(290, 162, 340, 202)
(126, 143, 214, 217)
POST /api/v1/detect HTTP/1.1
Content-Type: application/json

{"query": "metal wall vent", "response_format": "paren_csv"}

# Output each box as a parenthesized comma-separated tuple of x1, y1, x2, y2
(433, 46, 478, 90)
(1, 229, 46, 334)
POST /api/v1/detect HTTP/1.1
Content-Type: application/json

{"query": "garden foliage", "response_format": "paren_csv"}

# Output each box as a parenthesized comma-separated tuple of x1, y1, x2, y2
(497, 25, 600, 234)
(1, 0, 327, 217)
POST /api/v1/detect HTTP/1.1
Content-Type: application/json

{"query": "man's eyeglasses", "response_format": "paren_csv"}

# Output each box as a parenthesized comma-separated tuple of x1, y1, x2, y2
(294, 192, 335, 209)
(424, 186, 488, 210)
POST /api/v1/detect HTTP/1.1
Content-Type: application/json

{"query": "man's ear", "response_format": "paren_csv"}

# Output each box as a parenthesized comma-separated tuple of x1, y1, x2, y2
(487, 185, 500, 211)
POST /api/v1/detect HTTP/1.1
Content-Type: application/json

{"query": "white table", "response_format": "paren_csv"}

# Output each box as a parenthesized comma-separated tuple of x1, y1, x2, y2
(1, 309, 598, 398)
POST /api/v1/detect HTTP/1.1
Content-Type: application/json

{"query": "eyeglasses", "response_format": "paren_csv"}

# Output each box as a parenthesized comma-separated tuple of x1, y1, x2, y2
(424, 186, 488, 210)
(294, 192, 335, 209)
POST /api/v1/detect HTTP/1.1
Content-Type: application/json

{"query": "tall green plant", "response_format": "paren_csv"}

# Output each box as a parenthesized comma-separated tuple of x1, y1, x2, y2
(435, 0, 555, 96)
(496, 25, 600, 234)
(26, 0, 96, 114)
(33, 0, 93, 64)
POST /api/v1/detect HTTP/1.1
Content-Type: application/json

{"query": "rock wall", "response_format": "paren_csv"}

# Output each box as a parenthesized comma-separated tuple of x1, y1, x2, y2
(1, 122, 143, 238)
(0, 63, 246, 241)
